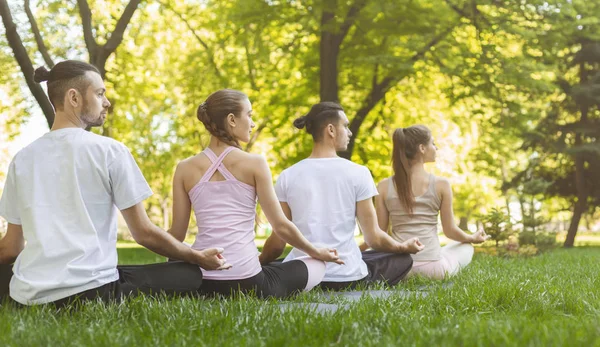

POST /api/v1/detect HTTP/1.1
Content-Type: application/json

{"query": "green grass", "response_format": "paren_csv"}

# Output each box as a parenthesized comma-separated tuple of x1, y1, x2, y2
(117, 246, 167, 264)
(1, 247, 599, 346)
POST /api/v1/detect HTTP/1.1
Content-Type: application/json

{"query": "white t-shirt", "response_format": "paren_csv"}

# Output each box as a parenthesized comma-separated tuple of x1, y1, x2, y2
(275, 157, 378, 282)
(0, 128, 152, 305)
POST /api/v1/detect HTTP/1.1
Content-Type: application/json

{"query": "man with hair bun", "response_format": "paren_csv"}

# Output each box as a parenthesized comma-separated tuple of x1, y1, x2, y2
(260, 102, 425, 291)
(0, 60, 230, 307)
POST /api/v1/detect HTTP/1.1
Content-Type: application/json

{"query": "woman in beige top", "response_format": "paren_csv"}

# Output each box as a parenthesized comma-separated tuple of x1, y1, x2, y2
(370, 125, 488, 279)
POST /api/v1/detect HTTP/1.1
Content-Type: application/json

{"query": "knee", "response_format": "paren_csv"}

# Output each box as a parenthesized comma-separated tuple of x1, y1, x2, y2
(178, 262, 204, 288)
(304, 258, 326, 277)
(453, 243, 474, 267)
(402, 253, 414, 272)
(298, 258, 326, 291)
(460, 243, 475, 259)
(467, 243, 474, 253)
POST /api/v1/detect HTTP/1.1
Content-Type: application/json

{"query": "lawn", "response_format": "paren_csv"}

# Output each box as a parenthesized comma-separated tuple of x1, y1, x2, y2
(1, 246, 599, 346)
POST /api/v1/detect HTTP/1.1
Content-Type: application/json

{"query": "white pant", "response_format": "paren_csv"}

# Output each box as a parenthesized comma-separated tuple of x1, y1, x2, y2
(409, 241, 474, 280)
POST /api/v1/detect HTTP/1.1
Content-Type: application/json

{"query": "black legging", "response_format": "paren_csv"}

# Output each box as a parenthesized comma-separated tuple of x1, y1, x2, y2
(199, 259, 309, 298)
(0, 263, 11, 303)
(319, 251, 413, 291)
(0, 261, 203, 307)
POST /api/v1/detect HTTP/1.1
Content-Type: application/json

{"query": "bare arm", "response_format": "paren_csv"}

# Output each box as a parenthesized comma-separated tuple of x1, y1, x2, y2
(121, 202, 231, 270)
(357, 198, 424, 254)
(360, 180, 390, 251)
(254, 157, 342, 264)
(375, 180, 390, 233)
(438, 179, 486, 243)
(259, 202, 289, 265)
(0, 223, 24, 264)
(168, 162, 192, 242)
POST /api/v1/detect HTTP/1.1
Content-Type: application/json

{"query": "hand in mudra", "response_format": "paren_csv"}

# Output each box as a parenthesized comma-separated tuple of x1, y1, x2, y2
(194, 248, 232, 270)
(313, 248, 345, 265)
(403, 237, 425, 254)
(470, 230, 490, 244)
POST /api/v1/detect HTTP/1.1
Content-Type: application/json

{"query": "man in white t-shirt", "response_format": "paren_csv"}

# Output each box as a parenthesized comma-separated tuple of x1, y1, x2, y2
(0, 60, 231, 306)
(260, 102, 424, 290)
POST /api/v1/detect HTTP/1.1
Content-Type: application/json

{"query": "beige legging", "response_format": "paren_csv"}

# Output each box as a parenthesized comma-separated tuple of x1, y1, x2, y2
(409, 241, 474, 280)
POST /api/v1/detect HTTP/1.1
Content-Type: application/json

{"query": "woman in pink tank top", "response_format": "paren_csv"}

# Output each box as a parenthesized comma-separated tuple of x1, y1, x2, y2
(363, 125, 488, 280)
(167, 89, 343, 298)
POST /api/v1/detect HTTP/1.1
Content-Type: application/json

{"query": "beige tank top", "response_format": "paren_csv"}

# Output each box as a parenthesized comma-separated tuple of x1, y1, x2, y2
(385, 175, 442, 262)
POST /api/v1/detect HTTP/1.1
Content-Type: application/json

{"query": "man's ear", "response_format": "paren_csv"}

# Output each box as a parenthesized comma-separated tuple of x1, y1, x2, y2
(227, 113, 236, 128)
(66, 88, 80, 108)
(326, 123, 336, 138)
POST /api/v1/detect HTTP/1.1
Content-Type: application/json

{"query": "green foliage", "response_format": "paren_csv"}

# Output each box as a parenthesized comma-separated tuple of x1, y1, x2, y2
(518, 231, 557, 250)
(518, 174, 552, 233)
(2, 0, 600, 234)
(479, 207, 514, 247)
(535, 232, 558, 250)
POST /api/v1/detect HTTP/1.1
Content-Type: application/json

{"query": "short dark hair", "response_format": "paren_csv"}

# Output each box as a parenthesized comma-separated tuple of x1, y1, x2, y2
(33, 60, 101, 110)
(293, 102, 344, 141)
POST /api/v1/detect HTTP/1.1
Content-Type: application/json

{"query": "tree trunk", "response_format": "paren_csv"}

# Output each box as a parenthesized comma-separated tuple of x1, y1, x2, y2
(79, 0, 142, 79)
(338, 25, 455, 160)
(320, 6, 340, 102)
(339, 76, 392, 159)
(1, 0, 142, 130)
(564, 199, 584, 248)
(459, 216, 468, 230)
(318, 0, 367, 103)
(24, 0, 54, 68)
(564, 154, 587, 247)
(564, 61, 590, 248)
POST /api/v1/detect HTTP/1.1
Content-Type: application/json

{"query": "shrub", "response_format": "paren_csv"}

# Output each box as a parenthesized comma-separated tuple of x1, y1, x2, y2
(480, 207, 515, 247)
(519, 230, 557, 251)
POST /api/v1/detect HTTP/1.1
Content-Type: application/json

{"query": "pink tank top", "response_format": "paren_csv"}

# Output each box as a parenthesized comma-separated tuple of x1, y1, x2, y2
(189, 147, 261, 280)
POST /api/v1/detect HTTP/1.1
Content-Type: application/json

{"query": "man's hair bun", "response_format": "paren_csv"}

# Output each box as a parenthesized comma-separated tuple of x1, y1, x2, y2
(293, 116, 307, 129)
(33, 66, 51, 83)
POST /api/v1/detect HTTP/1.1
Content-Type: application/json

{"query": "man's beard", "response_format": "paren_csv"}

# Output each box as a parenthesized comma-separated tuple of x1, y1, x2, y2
(336, 139, 348, 151)
(80, 99, 104, 128)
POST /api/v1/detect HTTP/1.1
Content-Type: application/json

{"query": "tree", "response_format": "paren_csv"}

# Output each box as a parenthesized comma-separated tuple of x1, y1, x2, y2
(519, 52, 600, 247)
(0, 0, 54, 126)
(0, 0, 144, 128)
(514, 0, 600, 247)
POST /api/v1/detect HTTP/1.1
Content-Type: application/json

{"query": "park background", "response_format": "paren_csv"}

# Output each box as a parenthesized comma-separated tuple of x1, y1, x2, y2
(2, 0, 599, 249)
(1, 1, 600, 346)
